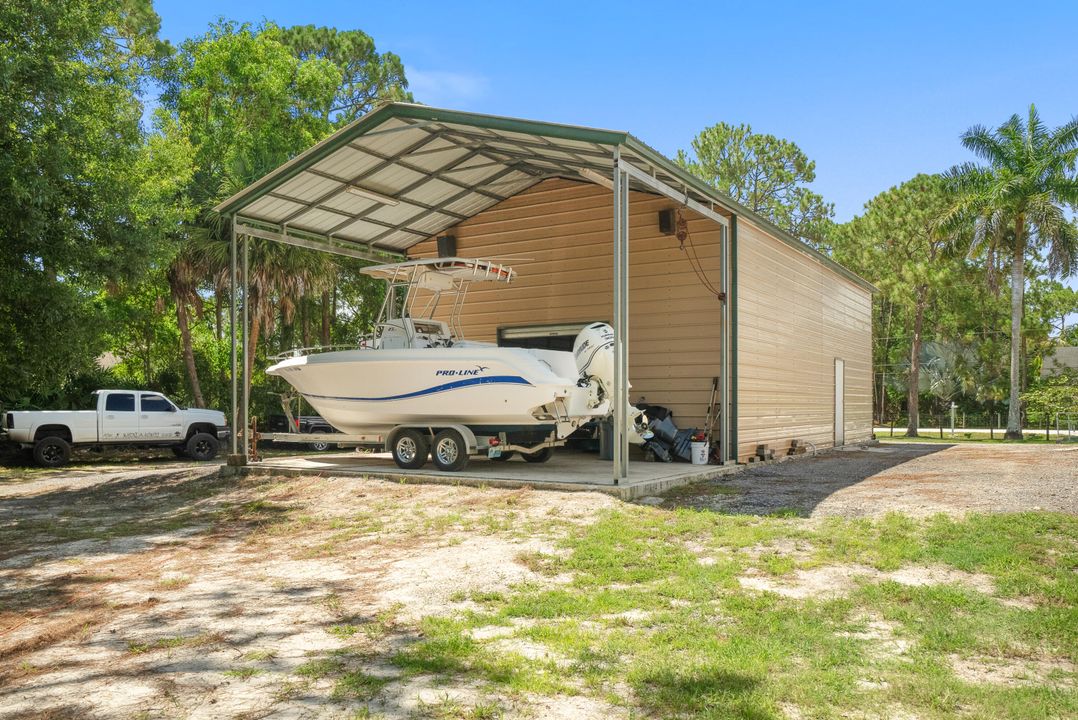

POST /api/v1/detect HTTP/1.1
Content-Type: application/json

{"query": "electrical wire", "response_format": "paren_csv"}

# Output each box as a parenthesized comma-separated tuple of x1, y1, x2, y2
(675, 209, 724, 301)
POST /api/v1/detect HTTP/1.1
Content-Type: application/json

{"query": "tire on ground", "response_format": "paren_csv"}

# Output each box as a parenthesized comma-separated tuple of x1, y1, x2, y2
(391, 429, 429, 470)
(33, 436, 71, 468)
(185, 432, 220, 461)
(431, 428, 469, 472)
(522, 446, 553, 463)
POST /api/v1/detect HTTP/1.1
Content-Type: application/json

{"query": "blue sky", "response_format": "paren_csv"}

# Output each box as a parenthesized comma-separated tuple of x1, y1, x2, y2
(154, 0, 1078, 301)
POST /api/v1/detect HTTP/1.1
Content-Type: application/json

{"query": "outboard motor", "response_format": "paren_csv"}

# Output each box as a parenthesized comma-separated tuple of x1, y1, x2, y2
(572, 323, 651, 443)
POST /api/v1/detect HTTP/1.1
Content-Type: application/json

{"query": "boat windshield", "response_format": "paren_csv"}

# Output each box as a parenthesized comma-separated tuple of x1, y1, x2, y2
(365, 257, 515, 343)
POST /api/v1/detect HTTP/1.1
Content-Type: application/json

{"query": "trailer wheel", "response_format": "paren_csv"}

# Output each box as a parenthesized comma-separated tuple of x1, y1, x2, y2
(307, 440, 331, 452)
(521, 447, 553, 464)
(490, 450, 515, 462)
(392, 429, 429, 469)
(431, 429, 469, 472)
(33, 437, 71, 468)
(186, 432, 219, 461)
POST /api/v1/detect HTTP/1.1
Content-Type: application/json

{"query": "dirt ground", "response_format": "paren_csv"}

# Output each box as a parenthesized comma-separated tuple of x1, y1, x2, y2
(663, 441, 1078, 517)
(0, 442, 1074, 718)
(0, 465, 620, 719)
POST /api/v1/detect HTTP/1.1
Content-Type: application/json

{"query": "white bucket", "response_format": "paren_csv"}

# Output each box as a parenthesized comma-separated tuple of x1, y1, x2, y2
(690, 441, 708, 465)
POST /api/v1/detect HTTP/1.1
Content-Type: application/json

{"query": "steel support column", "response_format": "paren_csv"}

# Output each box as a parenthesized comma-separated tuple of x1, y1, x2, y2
(241, 233, 250, 462)
(612, 150, 630, 483)
(719, 224, 732, 463)
(229, 217, 239, 456)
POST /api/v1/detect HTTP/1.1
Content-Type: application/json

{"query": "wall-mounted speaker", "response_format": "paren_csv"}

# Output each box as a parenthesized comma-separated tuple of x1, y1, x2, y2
(658, 209, 675, 235)
(436, 235, 456, 257)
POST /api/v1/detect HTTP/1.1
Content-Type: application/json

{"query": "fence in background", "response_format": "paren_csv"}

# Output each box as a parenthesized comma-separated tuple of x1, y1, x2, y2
(879, 409, 1078, 441)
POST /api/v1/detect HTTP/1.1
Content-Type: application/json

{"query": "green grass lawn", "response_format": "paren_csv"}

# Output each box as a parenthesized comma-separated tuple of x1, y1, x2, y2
(372, 507, 1077, 719)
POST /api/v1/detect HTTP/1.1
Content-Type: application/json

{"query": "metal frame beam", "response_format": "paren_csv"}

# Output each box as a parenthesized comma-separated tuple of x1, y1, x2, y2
(719, 224, 731, 463)
(277, 131, 447, 227)
(233, 221, 404, 262)
(612, 149, 630, 483)
(229, 217, 239, 456)
(362, 163, 529, 246)
(241, 230, 250, 462)
(618, 161, 729, 228)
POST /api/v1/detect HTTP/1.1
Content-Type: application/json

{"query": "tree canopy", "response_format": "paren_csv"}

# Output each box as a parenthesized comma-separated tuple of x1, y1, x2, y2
(677, 122, 834, 247)
(0, 0, 167, 402)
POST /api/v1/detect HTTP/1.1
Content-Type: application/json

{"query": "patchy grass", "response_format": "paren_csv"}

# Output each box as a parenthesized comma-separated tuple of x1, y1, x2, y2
(4, 466, 1074, 719)
(386, 507, 1077, 719)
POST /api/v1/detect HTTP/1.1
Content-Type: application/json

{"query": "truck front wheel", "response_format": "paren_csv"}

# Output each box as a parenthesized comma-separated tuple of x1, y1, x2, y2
(33, 437, 71, 468)
(186, 433, 220, 461)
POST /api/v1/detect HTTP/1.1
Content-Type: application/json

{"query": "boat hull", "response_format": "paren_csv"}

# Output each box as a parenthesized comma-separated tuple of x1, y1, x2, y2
(266, 347, 592, 435)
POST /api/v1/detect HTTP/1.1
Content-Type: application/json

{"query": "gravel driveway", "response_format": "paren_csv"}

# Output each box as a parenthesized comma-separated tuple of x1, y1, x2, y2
(663, 441, 1078, 517)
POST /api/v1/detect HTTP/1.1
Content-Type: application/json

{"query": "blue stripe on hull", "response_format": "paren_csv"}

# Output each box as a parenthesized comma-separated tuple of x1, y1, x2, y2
(303, 375, 532, 402)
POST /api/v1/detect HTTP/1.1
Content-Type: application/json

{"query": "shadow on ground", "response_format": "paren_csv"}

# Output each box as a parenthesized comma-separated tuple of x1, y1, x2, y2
(658, 443, 955, 516)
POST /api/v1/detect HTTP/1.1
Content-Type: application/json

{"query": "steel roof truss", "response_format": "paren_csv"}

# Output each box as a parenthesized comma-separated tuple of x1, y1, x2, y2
(277, 130, 446, 227)
(322, 146, 504, 239)
(361, 163, 525, 246)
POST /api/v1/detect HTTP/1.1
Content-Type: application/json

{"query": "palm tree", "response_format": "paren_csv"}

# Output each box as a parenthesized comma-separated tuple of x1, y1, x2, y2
(942, 105, 1078, 438)
(167, 253, 207, 408)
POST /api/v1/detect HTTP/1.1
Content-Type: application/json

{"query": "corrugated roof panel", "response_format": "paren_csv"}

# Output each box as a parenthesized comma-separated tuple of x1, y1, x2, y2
(407, 212, 456, 235)
(291, 207, 354, 233)
(446, 154, 498, 170)
(485, 140, 542, 157)
(483, 176, 542, 200)
(274, 171, 340, 203)
(350, 124, 432, 156)
(441, 193, 502, 217)
(407, 145, 471, 172)
(311, 146, 382, 179)
(438, 121, 498, 138)
(445, 163, 510, 187)
(332, 219, 389, 241)
(484, 170, 535, 190)
(366, 201, 426, 225)
(485, 128, 550, 144)
(320, 191, 377, 215)
(243, 195, 306, 221)
(401, 178, 462, 206)
(375, 230, 426, 250)
(520, 158, 571, 172)
(363, 164, 428, 193)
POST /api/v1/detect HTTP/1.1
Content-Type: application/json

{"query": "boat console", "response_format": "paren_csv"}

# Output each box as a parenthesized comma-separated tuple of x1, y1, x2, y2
(374, 318, 453, 349)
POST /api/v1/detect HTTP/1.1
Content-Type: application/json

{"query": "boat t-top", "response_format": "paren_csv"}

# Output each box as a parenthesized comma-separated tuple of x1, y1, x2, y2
(267, 257, 648, 471)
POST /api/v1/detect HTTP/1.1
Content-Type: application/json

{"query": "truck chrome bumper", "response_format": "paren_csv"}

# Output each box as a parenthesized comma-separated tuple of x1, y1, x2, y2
(216, 426, 231, 441)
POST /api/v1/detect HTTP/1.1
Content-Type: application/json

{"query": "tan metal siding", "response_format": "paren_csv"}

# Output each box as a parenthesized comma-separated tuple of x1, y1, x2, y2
(411, 178, 725, 430)
(736, 219, 873, 458)
(410, 178, 873, 460)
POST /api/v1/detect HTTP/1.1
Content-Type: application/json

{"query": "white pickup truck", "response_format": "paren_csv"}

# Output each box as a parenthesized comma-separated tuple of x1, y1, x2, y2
(3, 389, 230, 467)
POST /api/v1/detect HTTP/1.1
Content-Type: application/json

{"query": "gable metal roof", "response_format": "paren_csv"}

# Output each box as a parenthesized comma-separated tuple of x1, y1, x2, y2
(214, 103, 875, 292)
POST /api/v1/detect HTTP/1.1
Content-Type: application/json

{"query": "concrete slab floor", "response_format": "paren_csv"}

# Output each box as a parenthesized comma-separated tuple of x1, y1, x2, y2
(231, 449, 742, 499)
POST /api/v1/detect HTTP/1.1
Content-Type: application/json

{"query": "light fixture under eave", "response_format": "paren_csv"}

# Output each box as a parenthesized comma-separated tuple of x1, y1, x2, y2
(346, 185, 400, 206)
(579, 168, 614, 190)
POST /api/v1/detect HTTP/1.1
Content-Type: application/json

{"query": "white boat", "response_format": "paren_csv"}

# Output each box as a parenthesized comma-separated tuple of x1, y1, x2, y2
(267, 257, 647, 470)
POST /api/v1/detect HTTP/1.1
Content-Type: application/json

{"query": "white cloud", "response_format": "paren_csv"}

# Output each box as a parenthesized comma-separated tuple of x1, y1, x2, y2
(405, 67, 490, 106)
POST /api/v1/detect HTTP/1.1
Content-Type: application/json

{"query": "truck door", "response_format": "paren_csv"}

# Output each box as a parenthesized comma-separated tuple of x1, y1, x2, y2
(139, 393, 184, 442)
(100, 392, 138, 441)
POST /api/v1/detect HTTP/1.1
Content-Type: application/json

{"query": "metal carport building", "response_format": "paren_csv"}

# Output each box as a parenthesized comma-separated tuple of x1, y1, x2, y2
(214, 103, 875, 483)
